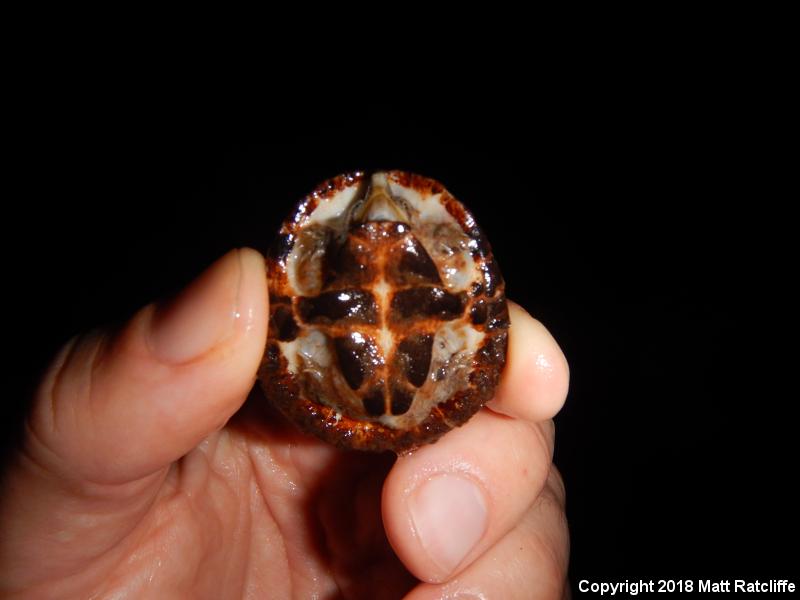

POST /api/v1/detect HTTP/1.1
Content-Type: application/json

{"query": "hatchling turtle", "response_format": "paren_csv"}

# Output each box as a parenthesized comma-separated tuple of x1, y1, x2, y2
(258, 171, 509, 453)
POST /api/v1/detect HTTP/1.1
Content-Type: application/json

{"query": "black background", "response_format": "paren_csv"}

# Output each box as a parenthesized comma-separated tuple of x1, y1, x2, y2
(5, 81, 795, 592)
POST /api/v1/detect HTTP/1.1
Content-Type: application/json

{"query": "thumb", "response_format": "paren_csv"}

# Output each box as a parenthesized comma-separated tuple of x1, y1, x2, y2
(27, 247, 268, 485)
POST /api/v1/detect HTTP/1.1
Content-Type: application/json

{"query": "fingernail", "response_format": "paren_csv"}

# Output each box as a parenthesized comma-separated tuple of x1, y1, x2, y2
(148, 249, 246, 363)
(408, 474, 488, 576)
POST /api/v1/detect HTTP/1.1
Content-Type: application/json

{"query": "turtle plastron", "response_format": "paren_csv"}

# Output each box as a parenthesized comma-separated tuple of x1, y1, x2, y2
(259, 171, 509, 453)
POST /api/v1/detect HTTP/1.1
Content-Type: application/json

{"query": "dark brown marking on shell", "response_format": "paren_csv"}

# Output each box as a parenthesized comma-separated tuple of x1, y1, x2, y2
(333, 332, 380, 391)
(333, 336, 365, 390)
(264, 340, 282, 372)
(391, 287, 466, 322)
(329, 235, 376, 286)
(486, 295, 510, 330)
(390, 386, 414, 415)
(260, 170, 509, 453)
(391, 237, 442, 286)
(269, 293, 292, 305)
(470, 299, 488, 326)
(271, 304, 299, 341)
(476, 327, 508, 370)
(362, 388, 385, 416)
(395, 333, 434, 388)
(297, 289, 378, 325)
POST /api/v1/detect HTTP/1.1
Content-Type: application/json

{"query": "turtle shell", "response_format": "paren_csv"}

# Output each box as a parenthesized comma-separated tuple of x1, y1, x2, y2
(258, 171, 509, 453)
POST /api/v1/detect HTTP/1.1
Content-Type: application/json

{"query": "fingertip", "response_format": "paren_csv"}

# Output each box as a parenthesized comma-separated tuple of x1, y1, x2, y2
(145, 247, 267, 366)
(236, 247, 268, 319)
(488, 302, 569, 422)
(237, 246, 266, 268)
(232, 246, 268, 351)
(147, 249, 243, 364)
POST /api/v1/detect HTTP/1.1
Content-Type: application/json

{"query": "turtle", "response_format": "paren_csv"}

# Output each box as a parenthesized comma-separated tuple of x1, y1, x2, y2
(258, 171, 509, 453)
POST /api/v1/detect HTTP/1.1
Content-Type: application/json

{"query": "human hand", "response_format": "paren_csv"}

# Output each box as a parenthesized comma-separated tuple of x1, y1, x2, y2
(0, 249, 570, 599)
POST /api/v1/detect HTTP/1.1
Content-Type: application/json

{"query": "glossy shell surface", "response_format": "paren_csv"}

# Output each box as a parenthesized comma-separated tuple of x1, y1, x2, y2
(258, 171, 509, 452)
